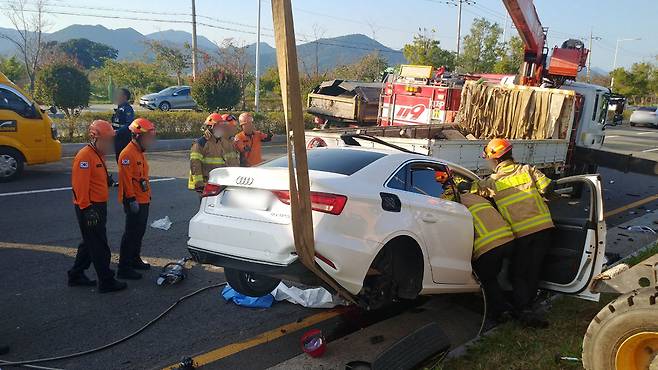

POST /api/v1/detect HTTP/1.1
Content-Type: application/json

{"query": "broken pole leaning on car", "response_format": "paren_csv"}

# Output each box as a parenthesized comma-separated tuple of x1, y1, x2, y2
(271, 0, 356, 304)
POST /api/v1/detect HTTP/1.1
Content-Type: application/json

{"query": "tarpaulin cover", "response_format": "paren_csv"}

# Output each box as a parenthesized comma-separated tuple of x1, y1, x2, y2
(457, 80, 576, 140)
(221, 285, 274, 308)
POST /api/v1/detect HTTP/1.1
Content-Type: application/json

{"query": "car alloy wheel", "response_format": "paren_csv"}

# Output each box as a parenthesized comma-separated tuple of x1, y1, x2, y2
(159, 101, 171, 111)
(0, 154, 18, 178)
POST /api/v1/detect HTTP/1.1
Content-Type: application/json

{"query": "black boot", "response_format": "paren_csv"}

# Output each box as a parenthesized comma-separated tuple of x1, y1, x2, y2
(98, 279, 127, 293)
(131, 259, 151, 270)
(117, 268, 142, 280)
(68, 271, 97, 287)
(517, 309, 549, 329)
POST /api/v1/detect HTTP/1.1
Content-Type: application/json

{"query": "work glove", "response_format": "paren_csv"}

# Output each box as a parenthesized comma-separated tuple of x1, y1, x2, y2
(457, 181, 473, 194)
(82, 207, 100, 228)
(107, 174, 118, 187)
(243, 145, 252, 153)
(127, 198, 140, 214)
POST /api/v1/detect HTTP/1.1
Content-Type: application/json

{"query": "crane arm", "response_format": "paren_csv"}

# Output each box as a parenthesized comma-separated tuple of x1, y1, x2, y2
(502, 0, 545, 65)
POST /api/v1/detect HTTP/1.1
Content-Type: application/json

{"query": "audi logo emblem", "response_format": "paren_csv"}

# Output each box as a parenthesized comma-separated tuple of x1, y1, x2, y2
(235, 176, 254, 185)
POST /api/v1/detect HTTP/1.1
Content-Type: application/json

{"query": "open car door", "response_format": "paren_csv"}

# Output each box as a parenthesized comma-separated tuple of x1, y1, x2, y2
(539, 174, 607, 301)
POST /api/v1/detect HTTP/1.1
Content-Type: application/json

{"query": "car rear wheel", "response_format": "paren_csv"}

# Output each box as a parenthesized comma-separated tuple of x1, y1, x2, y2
(224, 267, 281, 297)
(158, 101, 171, 111)
(0, 148, 24, 182)
(630, 121, 637, 127)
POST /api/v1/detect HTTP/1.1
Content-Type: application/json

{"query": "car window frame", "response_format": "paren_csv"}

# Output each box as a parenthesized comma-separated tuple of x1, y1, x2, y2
(0, 84, 40, 119)
(385, 159, 458, 200)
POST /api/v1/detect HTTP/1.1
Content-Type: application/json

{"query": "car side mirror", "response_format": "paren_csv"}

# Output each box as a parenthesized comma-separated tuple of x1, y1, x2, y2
(172, 92, 179, 96)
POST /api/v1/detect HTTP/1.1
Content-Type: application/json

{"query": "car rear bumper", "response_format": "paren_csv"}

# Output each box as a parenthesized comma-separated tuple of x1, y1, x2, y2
(188, 245, 325, 286)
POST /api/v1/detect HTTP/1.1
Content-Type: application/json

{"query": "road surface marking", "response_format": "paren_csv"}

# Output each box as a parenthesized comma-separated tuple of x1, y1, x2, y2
(605, 135, 620, 139)
(642, 148, 658, 153)
(162, 308, 345, 369)
(637, 132, 654, 135)
(0, 178, 176, 197)
(605, 193, 658, 218)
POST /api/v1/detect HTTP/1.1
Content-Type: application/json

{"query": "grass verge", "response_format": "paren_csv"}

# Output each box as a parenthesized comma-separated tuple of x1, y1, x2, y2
(433, 242, 658, 370)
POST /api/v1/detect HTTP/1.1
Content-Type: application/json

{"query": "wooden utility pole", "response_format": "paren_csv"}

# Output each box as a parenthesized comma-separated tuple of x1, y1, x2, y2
(456, 0, 463, 56)
(270, 0, 356, 303)
(191, 0, 198, 80)
(254, 0, 261, 112)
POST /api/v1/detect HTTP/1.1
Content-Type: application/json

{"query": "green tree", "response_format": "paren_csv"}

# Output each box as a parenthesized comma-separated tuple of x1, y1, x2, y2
(34, 63, 90, 139)
(333, 52, 389, 81)
(94, 60, 174, 98)
(259, 66, 281, 96)
(0, 55, 27, 83)
(54, 38, 118, 69)
(146, 40, 190, 85)
(611, 62, 657, 104)
(458, 18, 503, 73)
(191, 66, 241, 111)
(493, 36, 524, 74)
(402, 28, 456, 70)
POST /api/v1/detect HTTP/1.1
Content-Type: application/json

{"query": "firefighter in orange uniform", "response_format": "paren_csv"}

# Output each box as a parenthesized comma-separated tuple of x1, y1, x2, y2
(68, 120, 127, 293)
(117, 118, 156, 279)
(234, 112, 273, 167)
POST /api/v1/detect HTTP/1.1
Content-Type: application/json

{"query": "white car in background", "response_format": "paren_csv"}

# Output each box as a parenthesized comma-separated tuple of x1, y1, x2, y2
(630, 106, 658, 127)
(187, 136, 607, 308)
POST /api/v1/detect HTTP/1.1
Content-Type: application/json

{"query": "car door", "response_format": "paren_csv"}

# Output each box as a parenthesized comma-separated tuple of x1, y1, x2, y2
(390, 161, 474, 285)
(177, 88, 194, 109)
(169, 88, 185, 109)
(539, 174, 606, 301)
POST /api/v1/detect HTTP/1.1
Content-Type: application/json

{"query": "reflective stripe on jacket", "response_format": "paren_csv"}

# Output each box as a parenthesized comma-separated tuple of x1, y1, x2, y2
(188, 131, 240, 189)
(460, 193, 515, 260)
(471, 160, 553, 238)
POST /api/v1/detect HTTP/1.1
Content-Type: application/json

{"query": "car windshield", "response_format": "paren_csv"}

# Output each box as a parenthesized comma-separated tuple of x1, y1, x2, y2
(637, 106, 658, 112)
(260, 149, 386, 176)
(158, 87, 177, 94)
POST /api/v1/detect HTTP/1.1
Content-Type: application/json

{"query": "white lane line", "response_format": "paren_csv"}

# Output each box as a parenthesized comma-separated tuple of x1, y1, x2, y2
(641, 148, 658, 153)
(637, 132, 654, 135)
(606, 135, 620, 139)
(0, 177, 177, 197)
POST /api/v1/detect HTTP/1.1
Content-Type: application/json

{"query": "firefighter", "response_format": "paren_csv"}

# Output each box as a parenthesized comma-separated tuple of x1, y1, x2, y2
(188, 113, 241, 191)
(117, 118, 156, 279)
(465, 138, 554, 328)
(111, 88, 135, 162)
(68, 120, 127, 293)
(439, 171, 515, 322)
(234, 112, 273, 167)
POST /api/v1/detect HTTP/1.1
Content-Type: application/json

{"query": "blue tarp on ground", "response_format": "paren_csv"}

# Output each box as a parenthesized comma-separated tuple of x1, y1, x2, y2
(221, 284, 274, 308)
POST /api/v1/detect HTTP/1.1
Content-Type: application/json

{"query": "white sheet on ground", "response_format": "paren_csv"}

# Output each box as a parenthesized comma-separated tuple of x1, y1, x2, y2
(271, 282, 348, 308)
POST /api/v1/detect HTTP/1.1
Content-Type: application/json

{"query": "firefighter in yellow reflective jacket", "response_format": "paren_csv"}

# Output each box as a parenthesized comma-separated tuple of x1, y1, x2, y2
(188, 113, 241, 191)
(466, 138, 554, 328)
(440, 171, 515, 322)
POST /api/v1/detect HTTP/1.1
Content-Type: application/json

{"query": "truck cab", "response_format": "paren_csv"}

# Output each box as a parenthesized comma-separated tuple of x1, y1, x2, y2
(560, 81, 610, 149)
(0, 72, 61, 182)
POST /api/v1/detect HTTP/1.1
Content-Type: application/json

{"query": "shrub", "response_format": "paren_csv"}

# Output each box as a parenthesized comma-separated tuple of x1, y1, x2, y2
(191, 66, 241, 111)
(54, 109, 316, 142)
(34, 63, 90, 117)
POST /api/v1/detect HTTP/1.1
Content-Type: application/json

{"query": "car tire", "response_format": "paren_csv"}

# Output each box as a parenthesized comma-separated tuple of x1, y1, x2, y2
(224, 267, 281, 297)
(158, 101, 171, 111)
(0, 148, 24, 182)
(630, 121, 636, 127)
(582, 287, 658, 370)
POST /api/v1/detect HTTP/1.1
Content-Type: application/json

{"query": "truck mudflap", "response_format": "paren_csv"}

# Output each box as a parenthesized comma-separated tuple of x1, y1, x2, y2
(575, 146, 658, 177)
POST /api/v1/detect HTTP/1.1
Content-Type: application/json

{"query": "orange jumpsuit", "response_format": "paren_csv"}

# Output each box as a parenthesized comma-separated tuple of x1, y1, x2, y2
(234, 130, 271, 167)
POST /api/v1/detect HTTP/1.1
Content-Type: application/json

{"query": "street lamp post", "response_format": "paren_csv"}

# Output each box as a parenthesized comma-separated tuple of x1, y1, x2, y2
(611, 37, 641, 88)
(254, 0, 262, 113)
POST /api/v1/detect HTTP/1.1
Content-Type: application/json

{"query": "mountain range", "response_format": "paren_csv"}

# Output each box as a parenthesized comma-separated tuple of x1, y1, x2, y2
(0, 24, 406, 74)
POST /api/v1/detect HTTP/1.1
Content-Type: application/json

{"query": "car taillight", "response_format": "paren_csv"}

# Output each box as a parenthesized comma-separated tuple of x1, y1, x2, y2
(271, 190, 347, 215)
(201, 183, 223, 198)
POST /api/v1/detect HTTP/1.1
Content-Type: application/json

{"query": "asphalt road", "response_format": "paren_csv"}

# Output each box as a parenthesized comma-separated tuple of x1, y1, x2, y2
(2, 129, 658, 370)
(603, 124, 658, 161)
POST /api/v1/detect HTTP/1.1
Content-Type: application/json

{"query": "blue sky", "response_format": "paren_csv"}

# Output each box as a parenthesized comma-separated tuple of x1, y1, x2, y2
(1, 0, 656, 70)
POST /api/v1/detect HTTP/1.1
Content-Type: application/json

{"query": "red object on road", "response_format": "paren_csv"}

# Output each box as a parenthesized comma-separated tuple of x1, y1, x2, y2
(301, 329, 327, 358)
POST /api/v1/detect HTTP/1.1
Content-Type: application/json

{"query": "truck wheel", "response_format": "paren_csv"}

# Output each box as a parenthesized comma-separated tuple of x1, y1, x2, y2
(0, 148, 24, 182)
(582, 287, 658, 370)
(224, 268, 281, 297)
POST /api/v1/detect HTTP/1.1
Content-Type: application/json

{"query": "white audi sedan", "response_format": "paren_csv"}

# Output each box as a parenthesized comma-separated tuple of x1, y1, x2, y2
(188, 141, 606, 308)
